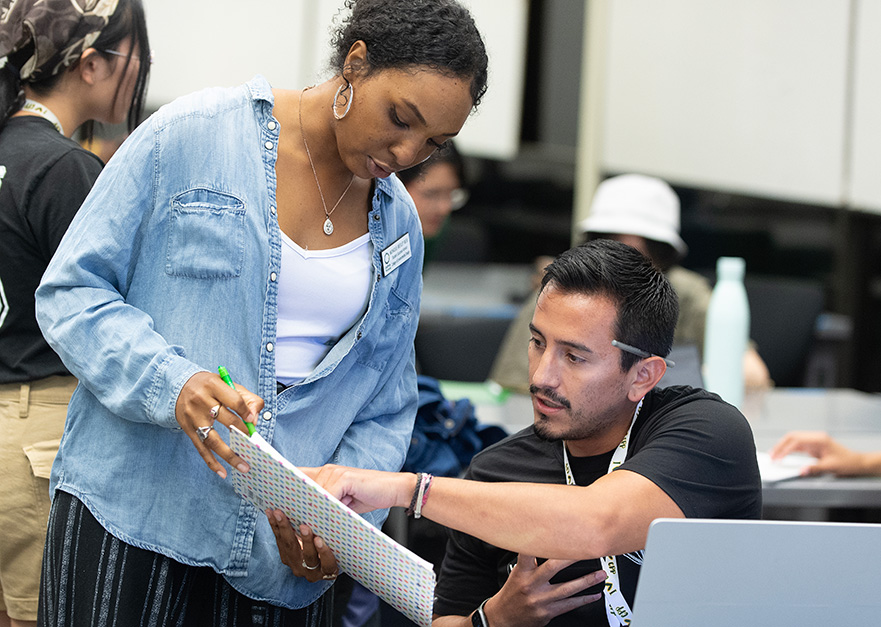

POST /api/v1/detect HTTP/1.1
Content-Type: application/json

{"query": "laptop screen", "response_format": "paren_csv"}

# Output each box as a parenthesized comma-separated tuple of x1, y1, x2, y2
(631, 518, 881, 626)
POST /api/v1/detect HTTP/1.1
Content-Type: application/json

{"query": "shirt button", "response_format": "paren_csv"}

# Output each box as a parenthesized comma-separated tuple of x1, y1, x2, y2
(373, 214, 380, 221)
(270, 272, 277, 282)
(264, 140, 273, 150)
(266, 342, 274, 352)
(357, 331, 362, 340)
(267, 121, 277, 131)
(270, 206, 277, 215)
(263, 410, 272, 421)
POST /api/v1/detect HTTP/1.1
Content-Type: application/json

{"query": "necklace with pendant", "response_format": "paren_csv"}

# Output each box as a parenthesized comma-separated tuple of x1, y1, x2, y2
(298, 86, 355, 236)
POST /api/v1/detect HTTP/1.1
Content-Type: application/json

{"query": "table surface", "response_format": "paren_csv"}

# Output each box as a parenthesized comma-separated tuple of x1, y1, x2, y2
(743, 388, 881, 509)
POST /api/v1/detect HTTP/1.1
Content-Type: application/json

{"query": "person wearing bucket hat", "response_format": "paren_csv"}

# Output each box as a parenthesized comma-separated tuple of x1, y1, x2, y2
(0, 2, 149, 626)
(490, 173, 771, 394)
(579, 173, 688, 262)
(579, 174, 709, 353)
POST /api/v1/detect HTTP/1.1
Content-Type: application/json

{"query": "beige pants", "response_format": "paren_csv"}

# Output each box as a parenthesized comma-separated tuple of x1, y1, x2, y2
(0, 376, 77, 621)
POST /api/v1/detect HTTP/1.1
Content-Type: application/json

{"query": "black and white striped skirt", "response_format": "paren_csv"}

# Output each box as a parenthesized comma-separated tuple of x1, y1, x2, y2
(38, 491, 333, 627)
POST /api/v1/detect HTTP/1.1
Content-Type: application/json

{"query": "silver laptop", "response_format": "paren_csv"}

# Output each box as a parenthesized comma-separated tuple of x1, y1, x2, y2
(631, 518, 881, 626)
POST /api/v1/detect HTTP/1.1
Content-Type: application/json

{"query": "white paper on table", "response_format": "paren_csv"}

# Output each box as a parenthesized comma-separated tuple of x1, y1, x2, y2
(229, 429, 436, 627)
(756, 451, 815, 483)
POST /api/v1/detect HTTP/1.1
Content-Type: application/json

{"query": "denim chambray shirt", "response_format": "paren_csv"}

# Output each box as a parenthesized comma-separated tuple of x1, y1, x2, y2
(35, 76, 423, 609)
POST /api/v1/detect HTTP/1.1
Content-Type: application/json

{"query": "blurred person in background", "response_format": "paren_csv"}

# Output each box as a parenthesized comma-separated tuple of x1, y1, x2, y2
(0, 1, 150, 626)
(770, 431, 881, 477)
(398, 140, 468, 264)
(490, 173, 772, 394)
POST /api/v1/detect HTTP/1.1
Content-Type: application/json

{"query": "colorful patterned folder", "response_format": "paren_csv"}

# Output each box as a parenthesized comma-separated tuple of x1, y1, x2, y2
(229, 429, 436, 626)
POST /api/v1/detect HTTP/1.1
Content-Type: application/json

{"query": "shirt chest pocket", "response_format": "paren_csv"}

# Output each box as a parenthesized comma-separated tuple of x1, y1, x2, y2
(354, 287, 413, 372)
(166, 188, 246, 278)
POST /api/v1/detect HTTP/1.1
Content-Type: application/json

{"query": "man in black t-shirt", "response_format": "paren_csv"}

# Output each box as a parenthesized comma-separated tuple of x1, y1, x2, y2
(434, 384, 761, 626)
(271, 240, 762, 627)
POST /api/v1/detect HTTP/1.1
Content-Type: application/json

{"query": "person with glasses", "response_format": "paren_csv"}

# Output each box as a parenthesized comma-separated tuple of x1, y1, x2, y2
(272, 239, 761, 627)
(0, 2, 150, 626)
(34, 0, 488, 625)
(397, 140, 469, 264)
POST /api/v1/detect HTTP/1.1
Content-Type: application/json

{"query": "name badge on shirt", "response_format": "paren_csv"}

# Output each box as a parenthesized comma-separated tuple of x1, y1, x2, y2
(381, 233, 411, 277)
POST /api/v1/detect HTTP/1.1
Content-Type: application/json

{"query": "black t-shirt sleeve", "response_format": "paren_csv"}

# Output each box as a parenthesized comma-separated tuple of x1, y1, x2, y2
(28, 148, 103, 261)
(434, 525, 508, 618)
(621, 394, 762, 519)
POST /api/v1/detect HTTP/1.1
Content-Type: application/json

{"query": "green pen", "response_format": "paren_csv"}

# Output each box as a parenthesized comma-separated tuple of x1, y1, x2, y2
(218, 366, 256, 436)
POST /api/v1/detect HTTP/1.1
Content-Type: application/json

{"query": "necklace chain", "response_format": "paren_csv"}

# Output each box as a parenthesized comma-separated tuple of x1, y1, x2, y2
(298, 86, 355, 236)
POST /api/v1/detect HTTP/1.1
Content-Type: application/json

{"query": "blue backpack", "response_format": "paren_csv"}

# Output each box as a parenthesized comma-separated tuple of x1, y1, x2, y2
(402, 375, 508, 477)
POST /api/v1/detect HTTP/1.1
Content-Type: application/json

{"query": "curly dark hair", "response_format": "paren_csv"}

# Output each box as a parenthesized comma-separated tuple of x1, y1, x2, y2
(328, 0, 489, 107)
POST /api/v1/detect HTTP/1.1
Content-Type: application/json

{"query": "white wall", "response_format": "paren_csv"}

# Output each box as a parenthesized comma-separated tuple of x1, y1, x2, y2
(848, 0, 881, 215)
(142, 0, 527, 160)
(601, 0, 852, 207)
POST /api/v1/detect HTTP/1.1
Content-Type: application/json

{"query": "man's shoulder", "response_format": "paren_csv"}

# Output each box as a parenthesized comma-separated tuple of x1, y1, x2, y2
(648, 385, 733, 414)
(641, 385, 753, 440)
(666, 266, 711, 290)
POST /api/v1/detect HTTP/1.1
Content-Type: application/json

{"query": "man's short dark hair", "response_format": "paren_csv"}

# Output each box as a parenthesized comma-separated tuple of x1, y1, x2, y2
(540, 239, 679, 371)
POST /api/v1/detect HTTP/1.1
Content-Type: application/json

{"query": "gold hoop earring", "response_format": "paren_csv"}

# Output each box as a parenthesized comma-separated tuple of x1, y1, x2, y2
(332, 80, 353, 120)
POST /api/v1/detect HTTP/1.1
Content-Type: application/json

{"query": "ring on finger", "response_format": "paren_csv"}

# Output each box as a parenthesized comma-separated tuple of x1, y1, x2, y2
(196, 425, 215, 442)
(322, 570, 339, 581)
(301, 560, 320, 571)
(209, 404, 221, 419)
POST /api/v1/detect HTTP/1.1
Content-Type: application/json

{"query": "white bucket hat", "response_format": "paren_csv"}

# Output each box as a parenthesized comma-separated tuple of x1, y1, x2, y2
(578, 174, 688, 257)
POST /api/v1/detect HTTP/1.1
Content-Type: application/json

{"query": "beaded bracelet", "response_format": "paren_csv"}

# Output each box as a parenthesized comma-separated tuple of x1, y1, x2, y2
(405, 472, 423, 516)
(413, 473, 433, 519)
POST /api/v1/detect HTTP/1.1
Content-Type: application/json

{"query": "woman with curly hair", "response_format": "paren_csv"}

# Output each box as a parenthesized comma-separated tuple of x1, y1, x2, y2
(34, 0, 488, 625)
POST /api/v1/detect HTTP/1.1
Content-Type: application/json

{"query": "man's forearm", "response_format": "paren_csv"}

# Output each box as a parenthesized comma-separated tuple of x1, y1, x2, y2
(408, 469, 682, 559)
(414, 477, 611, 559)
(432, 614, 474, 627)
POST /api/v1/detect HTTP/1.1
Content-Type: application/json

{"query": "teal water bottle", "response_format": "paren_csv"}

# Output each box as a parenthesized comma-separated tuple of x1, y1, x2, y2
(703, 257, 749, 409)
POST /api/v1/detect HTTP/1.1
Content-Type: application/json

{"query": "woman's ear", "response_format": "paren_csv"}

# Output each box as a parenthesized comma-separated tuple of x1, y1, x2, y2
(342, 40, 369, 79)
(77, 48, 111, 85)
(627, 356, 667, 402)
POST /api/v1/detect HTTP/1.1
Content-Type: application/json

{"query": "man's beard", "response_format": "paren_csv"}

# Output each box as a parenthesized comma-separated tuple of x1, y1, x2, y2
(530, 384, 608, 443)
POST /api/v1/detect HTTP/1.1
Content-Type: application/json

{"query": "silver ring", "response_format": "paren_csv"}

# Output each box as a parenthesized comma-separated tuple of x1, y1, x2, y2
(196, 425, 215, 442)
(301, 560, 320, 571)
(322, 572, 338, 581)
(209, 404, 221, 419)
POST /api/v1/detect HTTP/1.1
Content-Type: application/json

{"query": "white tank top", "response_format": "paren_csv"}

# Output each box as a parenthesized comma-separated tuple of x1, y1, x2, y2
(276, 231, 373, 384)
